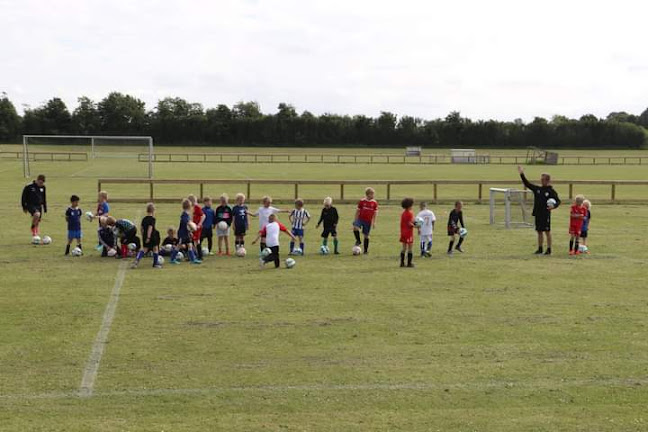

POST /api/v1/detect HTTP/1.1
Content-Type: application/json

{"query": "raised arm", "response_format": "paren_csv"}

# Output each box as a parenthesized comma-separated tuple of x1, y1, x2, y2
(518, 166, 537, 192)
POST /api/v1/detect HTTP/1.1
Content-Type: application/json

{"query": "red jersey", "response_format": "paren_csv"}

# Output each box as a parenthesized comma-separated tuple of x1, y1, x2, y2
(192, 204, 204, 241)
(400, 210, 414, 244)
(356, 199, 378, 223)
(569, 204, 587, 234)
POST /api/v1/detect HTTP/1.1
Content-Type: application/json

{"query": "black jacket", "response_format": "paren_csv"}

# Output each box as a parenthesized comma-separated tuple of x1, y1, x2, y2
(21, 181, 47, 212)
(520, 173, 560, 216)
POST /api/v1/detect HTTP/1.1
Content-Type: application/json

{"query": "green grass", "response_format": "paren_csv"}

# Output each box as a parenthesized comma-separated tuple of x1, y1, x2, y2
(1, 149, 648, 431)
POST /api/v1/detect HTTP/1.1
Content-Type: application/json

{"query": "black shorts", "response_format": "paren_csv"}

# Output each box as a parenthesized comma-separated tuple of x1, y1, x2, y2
(143, 230, 160, 249)
(321, 226, 337, 238)
(234, 226, 247, 237)
(447, 226, 459, 236)
(534, 213, 551, 232)
(179, 235, 193, 245)
(122, 227, 138, 244)
(27, 206, 42, 217)
(201, 228, 213, 239)
(580, 230, 588, 239)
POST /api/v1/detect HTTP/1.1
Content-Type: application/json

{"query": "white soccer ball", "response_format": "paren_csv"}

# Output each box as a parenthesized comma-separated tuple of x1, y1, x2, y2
(202, 246, 210, 256)
(547, 198, 557, 209)
(459, 228, 468, 238)
(107, 248, 117, 257)
(578, 245, 589, 253)
(175, 251, 184, 261)
(31, 235, 41, 245)
(292, 247, 303, 256)
(352, 245, 362, 255)
(188, 221, 198, 232)
(217, 221, 228, 230)
(42, 235, 52, 245)
(71, 247, 83, 257)
(164, 244, 174, 252)
(319, 245, 330, 255)
(85, 211, 94, 221)
(285, 257, 296, 269)
(157, 256, 165, 265)
(236, 247, 247, 257)
(414, 217, 424, 228)
(128, 243, 137, 251)
(261, 247, 272, 258)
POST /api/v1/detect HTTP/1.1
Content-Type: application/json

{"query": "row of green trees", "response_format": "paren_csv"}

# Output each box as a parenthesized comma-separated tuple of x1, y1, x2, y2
(1, 92, 647, 148)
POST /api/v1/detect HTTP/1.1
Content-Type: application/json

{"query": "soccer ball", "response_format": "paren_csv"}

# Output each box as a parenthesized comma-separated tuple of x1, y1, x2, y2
(175, 251, 184, 261)
(579, 244, 589, 253)
(285, 258, 296, 269)
(319, 245, 330, 255)
(236, 247, 247, 257)
(31, 235, 41, 245)
(71, 247, 83, 257)
(157, 256, 165, 265)
(202, 246, 209, 256)
(42, 235, 52, 245)
(188, 222, 198, 232)
(128, 243, 137, 251)
(292, 247, 303, 255)
(164, 244, 174, 252)
(459, 228, 468, 238)
(414, 217, 424, 228)
(85, 211, 94, 221)
(547, 198, 557, 209)
(261, 248, 272, 258)
(352, 245, 362, 255)
(217, 221, 228, 230)
(107, 248, 117, 257)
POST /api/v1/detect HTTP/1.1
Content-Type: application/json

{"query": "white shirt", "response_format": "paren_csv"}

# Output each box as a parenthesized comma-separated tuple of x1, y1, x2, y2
(416, 209, 436, 235)
(256, 206, 280, 229)
(262, 221, 287, 247)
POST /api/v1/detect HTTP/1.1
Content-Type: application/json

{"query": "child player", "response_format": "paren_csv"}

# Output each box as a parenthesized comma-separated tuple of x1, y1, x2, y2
(215, 194, 233, 256)
(170, 199, 201, 264)
(106, 216, 140, 258)
(416, 202, 436, 257)
(252, 196, 284, 252)
(353, 187, 378, 254)
(201, 197, 215, 255)
(400, 197, 415, 268)
(131, 203, 161, 269)
(580, 199, 591, 252)
(232, 193, 249, 251)
(161, 227, 179, 256)
(21, 174, 47, 238)
(289, 198, 310, 254)
(569, 195, 587, 255)
(252, 214, 296, 269)
(447, 201, 466, 255)
(97, 217, 116, 257)
(187, 195, 205, 260)
(65, 195, 83, 255)
(316, 197, 339, 254)
(95, 190, 110, 250)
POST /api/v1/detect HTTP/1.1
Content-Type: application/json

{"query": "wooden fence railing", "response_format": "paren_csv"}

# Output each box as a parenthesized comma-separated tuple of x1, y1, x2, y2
(137, 152, 648, 165)
(98, 178, 648, 204)
(0, 151, 88, 161)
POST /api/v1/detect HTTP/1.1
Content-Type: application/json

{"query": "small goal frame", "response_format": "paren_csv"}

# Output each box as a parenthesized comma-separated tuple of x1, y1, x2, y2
(22, 135, 154, 178)
(489, 187, 533, 229)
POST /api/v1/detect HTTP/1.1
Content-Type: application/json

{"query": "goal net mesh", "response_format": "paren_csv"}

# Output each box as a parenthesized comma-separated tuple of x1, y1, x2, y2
(489, 188, 533, 228)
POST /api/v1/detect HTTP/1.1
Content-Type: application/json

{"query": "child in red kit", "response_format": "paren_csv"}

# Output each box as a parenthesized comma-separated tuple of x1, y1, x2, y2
(400, 197, 415, 268)
(569, 195, 587, 255)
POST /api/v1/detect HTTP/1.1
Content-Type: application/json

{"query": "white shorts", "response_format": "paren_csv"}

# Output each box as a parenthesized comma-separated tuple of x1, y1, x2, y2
(216, 227, 230, 237)
(420, 234, 433, 243)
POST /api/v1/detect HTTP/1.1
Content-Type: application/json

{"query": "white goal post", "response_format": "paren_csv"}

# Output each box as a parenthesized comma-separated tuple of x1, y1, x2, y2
(489, 188, 533, 228)
(22, 135, 154, 178)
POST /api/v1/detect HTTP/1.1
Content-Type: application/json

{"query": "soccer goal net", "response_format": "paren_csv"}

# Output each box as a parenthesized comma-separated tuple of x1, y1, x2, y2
(22, 135, 153, 178)
(489, 188, 533, 228)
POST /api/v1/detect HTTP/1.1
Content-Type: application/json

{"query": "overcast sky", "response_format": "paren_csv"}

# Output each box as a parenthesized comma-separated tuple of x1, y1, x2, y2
(1, 0, 647, 121)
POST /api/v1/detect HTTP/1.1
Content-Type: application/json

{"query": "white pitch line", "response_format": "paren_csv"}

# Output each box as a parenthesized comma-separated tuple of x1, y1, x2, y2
(78, 259, 128, 397)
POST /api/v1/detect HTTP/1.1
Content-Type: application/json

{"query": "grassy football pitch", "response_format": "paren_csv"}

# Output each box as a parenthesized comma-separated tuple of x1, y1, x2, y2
(1, 148, 647, 431)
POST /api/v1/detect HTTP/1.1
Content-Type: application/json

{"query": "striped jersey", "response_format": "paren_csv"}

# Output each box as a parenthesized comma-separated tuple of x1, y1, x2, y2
(290, 208, 311, 229)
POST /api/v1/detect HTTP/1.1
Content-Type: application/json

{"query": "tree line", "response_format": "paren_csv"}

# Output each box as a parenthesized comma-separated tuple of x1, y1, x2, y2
(1, 92, 647, 149)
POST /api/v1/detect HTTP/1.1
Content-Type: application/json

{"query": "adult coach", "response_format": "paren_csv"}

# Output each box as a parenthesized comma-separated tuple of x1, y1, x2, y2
(517, 166, 560, 255)
(21, 174, 47, 238)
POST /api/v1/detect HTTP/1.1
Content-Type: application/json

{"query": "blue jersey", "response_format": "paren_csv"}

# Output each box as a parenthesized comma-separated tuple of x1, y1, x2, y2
(178, 211, 190, 238)
(232, 205, 248, 229)
(66, 207, 82, 231)
(581, 210, 591, 232)
(97, 201, 110, 217)
(202, 206, 215, 228)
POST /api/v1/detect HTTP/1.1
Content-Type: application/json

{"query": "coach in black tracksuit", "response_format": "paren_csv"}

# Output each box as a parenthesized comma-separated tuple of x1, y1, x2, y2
(518, 166, 560, 255)
(21, 174, 47, 237)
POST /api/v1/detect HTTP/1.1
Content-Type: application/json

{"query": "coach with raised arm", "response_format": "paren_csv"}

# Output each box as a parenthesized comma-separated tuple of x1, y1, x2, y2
(517, 166, 560, 255)
(21, 174, 47, 239)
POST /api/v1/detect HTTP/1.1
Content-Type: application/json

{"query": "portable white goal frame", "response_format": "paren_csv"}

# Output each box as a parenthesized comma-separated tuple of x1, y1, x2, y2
(22, 135, 154, 178)
(489, 187, 533, 228)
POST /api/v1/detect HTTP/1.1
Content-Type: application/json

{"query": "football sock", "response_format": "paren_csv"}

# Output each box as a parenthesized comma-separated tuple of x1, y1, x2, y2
(574, 240, 580, 252)
(65, 244, 70, 255)
(354, 231, 361, 245)
(448, 241, 454, 252)
(545, 248, 552, 255)
(121, 244, 128, 257)
(333, 238, 338, 253)
(363, 238, 369, 253)
(420, 240, 426, 254)
(136, 250, 144, 262)
(170, 249, 178, 261)
(322, 239, 328, 247)
(400, 252, 405, 265)
(188, 249, 197, 262)
(536, 246, 543, 253)
(77, 243, 82, 250)
(196, 244, 203, 259)
(260, 242, 266, 252)
(300, 242, 304, 252)
(457, 237, 464, 248)
(569, 239, 574, 251)
(153, 252, 159, 265)
(407, 252, 413, 266)
(427, 241, 432, 252)
(290, 241, 295, 252)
